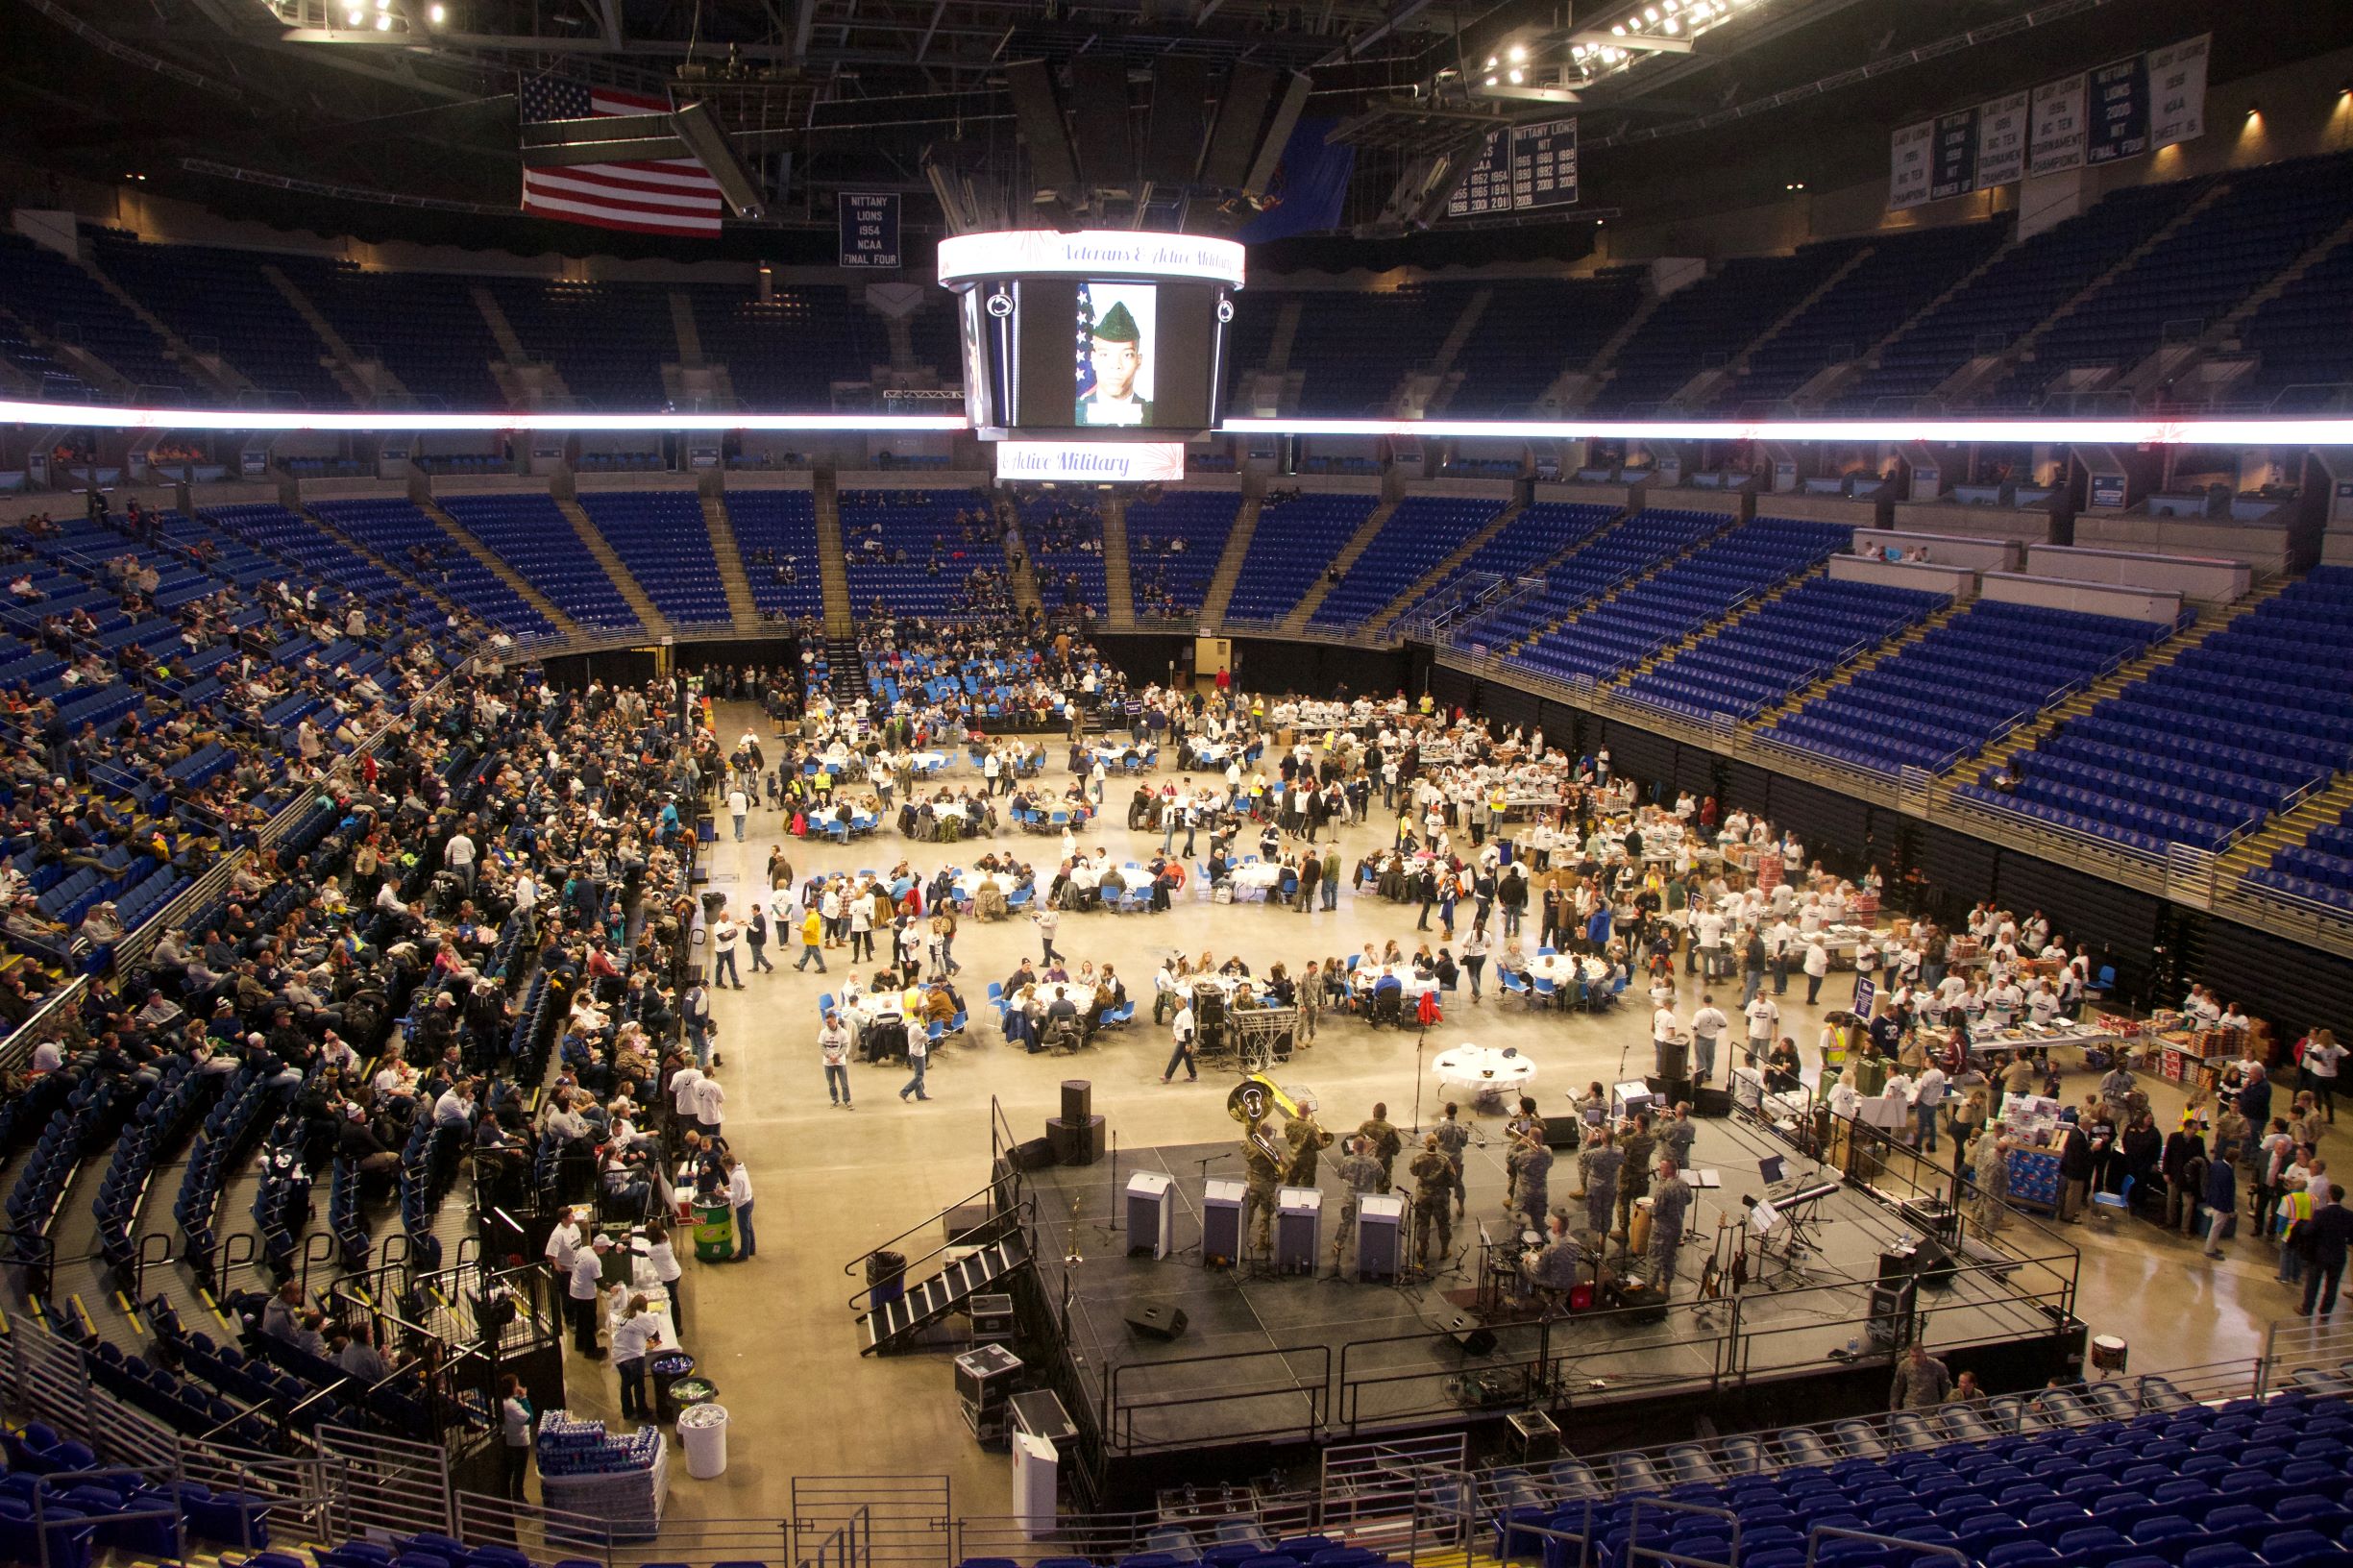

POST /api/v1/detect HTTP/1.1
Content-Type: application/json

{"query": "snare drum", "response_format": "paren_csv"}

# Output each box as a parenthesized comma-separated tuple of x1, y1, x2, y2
(2090, 1335, 2128, 1373)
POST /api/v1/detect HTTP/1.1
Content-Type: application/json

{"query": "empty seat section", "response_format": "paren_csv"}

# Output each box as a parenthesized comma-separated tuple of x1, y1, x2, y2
(1310, 497, 1507, 628)
(1224, 493, 1381, 622)
(1596, 243, 1866, 413)
(88, 230, 349, 408)
(487, 278, 676, 407)
(1763, 599, 2173, 775)
(1287, 288, 1462, 416)
(438, 495, 640, 630)
(1621, 575, 1949, 721)
(1447, 269, 1649, 415)
(1506, 518, 1851, 684)
(1455, 507, 1728, 651)
(576, 492, 729, 625)
(1389, 502, 1618, 632)
(723, 489, 826, 621)
(689, 284, 888, 408)
(0, 232, 194, 397)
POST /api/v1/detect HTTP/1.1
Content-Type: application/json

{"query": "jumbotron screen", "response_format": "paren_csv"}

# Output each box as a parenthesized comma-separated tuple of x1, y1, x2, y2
(939, 230, 1243, 440)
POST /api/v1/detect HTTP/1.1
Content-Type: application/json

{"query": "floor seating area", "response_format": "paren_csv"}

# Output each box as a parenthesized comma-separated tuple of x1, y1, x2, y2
(1309, 496, 1508, 629)
(576, 491, 730, 625)
(1225, 493, 1383, 621)
(1763, 600, 2181, 775)
(1126, 491, 1240, 620)
(437, 495, 641, 631)
(1619, 575, 1951, 721)
(723, 489, 827, 621)
(1503, 519, 1852, 684)
(486, 277, 677, 408)
(1596, 242, 1866, 413)
(306, 497, 556, 636)
(1725, 225, 2008, 409)
(1954, 572, 2353, 853)
(1836, 181, 2208, 409)
(1458, 508, 1730, 652)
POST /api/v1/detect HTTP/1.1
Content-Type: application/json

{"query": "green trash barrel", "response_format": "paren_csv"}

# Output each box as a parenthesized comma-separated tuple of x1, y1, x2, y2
(694, 1199, 735, 1262)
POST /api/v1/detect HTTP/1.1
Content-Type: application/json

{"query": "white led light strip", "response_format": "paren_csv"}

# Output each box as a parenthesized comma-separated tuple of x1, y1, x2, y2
(7, 399, 2353, 446)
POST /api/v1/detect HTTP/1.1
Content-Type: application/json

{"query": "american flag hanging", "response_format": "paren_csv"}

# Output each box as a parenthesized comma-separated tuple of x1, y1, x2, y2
(1075, 282, 1096, 398)
(518, 77, 724, 237)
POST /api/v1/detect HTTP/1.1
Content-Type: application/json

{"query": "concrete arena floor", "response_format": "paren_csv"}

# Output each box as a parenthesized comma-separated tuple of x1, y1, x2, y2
(548, 702, 2314, 1526)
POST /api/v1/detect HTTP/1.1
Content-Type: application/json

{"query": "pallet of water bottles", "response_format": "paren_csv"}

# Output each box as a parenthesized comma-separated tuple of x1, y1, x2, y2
(536, 1411, 669, 1537)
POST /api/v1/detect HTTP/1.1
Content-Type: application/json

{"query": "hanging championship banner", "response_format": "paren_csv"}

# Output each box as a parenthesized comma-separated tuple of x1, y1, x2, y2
(2148, 34, 2209, 151)
(1888, 120, 1934, 210)
(2028, 73, 2087, 177)
(1975, 90, 2029, 189)
(2085, 53, 2151, 165)
(1929, 107, 1980, 202)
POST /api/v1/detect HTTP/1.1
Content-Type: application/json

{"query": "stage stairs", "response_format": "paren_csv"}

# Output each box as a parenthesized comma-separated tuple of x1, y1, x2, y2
(858, 1232, 1031, 1355)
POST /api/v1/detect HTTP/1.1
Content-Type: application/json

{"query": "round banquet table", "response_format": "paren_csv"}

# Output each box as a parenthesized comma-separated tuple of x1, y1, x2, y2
(1432, 1044, 1538, 1095)
(1530, 954, 1608, 988)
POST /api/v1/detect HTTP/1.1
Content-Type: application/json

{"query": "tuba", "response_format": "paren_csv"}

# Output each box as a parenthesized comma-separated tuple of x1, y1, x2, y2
(1227, 1073, 1311, 1168)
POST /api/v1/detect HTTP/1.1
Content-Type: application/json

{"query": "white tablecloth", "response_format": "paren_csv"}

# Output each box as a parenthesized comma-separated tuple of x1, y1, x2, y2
(1529, 954, 1607, 987)
(1433, 1044, 1537, 1092)
(1229, 861, 1284, 892)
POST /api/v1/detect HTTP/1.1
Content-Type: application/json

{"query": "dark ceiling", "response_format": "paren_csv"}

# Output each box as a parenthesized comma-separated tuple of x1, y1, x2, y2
(0, 0, 2344, 265)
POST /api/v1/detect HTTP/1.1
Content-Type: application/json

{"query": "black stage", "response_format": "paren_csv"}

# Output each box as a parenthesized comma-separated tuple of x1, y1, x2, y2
(1023, 1108, 2083, 1491)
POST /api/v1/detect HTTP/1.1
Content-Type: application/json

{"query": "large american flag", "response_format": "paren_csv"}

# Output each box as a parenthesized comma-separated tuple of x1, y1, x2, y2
(519, 78, 724, 237)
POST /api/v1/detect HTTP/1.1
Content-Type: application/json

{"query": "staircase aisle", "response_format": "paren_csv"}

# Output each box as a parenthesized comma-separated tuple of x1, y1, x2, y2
(1282, 500, 1400, 632)
(1369, 500, 1524, 634)
(701, 495, 763, 632)
(2220, 774, 2353, 883)
(555, 497, 669, 634)
(813, 469, 854, 637)
(1200, 498, 1262, 624)
(1747, 600, 1969, 726)
(1100, 494, 1136, 629)
(417, 498, 578, 637)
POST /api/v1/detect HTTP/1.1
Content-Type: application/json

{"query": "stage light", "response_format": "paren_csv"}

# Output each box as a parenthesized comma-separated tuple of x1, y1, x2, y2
(1663, 16, 1679, 32)
(1611, 22, 1626, 34)
(1507, 42, 1528, 61)
(1483, 73, 1498, 86)
(429, 1, 446, 17)
(2246, 103, 2261, 118)
(1507, 68, 1525, 84)
(1644, 6, 1659, 20)
(374, 12, 392, 26)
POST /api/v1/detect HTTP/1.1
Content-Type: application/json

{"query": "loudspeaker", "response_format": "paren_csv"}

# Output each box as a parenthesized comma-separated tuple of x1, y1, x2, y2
(1913, 1237, 1957, 1291)
(1060, 1079, 1092, 1127)
(1692, 1086, 1734, 1118)
(1067, 57, 1135, 191)
(1142, 57, 1209, 184)
(1006, 60, 1080, 200)
(1008, 1137, 1058, 1172)
(1608, 1279, 1670, 1324)
(1878, 1247, 1918, 1284)
(1645, 1074, 1693, 1110)
(1653, 1038, 1689, 1083)
(1045, 1115, 1106, 1166)
(1200, 61, 1279, 189)
(1446, 1315, 1498, 1357)
(1125, 1304, 1189, 1340)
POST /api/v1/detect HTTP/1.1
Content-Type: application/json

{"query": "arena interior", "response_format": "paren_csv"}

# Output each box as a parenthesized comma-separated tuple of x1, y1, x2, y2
(9, 2, 2353, 1567)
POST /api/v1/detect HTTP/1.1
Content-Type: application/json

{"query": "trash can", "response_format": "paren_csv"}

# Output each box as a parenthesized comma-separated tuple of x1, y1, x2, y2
(678, 1402, 728, 1480)
(866, 1249, 907, 1310)
(694, 1200, 735, 1262)
(669, 1377, 718, 1420)
(650, 1352, 697, 1421)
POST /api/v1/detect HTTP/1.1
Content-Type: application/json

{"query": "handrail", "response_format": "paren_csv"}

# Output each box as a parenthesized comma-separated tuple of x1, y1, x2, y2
(843, 1177, 1032, 1313)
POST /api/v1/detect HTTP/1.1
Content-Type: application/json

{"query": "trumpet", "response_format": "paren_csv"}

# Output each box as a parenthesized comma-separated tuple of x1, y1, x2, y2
(1228, 1073, 1311, 1168)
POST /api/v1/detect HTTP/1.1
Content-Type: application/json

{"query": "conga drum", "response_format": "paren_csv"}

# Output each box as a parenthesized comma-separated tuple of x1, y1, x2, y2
(1630, 1196, 1654, 1255)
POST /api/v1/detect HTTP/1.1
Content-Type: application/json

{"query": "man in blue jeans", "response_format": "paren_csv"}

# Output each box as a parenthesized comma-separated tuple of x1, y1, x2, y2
(2299, 1184, 2353, 1316)
(899, 1027, 932, 1102)
(725, 1155, 756, 1261)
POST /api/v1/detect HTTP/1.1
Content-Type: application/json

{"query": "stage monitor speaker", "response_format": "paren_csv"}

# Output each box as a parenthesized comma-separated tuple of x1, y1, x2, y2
(1542, 1117, 1583, 1150)
(1913, 1237, 1957, 1291)
(1067, 56, 1135, 190)
(1006, 60, 1079, 200)
(1446, 1315, 1498, 1357)
(1126, 1171, 1173, 1260)
(1045, 1115, 1106, 1166)
(1008, 1137, 1058, 1173)
(1645, 1074, 1693, 1111)
(1608, 1278, 1670, 1324)
(1060, 1079, 1092, 1127)
(1200, 61, 1278, 189)
(1202, 1177, 1245, 1266)
(1143, 57, 1210, 184)
(1356, 1193, 1404, 1282)
(1125, 1304, 1189, 1340)
(1693, 1086, 1734, 1118)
